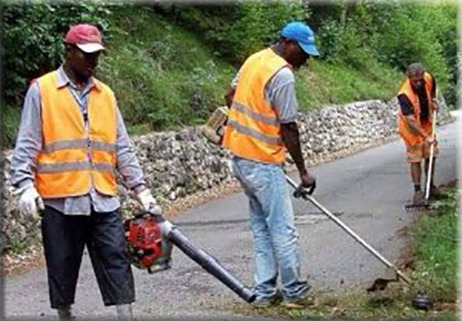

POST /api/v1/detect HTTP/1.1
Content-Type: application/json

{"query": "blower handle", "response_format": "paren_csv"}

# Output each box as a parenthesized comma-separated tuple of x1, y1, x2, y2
(167, 227, 256, 303)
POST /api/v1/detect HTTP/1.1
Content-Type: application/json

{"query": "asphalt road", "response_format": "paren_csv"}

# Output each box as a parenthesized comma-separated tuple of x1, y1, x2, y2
(4, 120, 458, 321)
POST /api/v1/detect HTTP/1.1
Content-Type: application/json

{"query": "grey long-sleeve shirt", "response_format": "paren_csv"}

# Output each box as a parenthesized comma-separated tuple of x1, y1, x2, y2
(10, 66, 147, 215)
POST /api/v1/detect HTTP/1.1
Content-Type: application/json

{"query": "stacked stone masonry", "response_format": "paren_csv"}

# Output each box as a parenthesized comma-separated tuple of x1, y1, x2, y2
(3, 98, 452, 252)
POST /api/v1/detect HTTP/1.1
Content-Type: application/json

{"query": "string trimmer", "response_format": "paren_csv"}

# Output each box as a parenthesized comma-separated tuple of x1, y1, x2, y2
(200, 104, 431, 308)
(124, 211, 255, 303)
(285, 175, 432, 310)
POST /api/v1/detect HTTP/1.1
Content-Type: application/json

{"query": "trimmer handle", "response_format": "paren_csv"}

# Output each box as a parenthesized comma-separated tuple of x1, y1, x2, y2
(293, 183, 315, 199)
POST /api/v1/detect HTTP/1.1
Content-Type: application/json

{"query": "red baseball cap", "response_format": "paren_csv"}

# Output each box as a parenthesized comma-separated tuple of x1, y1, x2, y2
(65, 24, 104, 53)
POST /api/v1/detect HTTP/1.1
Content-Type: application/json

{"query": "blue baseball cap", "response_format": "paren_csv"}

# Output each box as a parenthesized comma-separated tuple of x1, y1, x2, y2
(280, 22, 319, 56)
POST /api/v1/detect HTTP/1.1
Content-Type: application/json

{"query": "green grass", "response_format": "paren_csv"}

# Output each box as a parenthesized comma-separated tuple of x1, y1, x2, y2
(96, 5, 235, 136)
(231, 288, 457, 320)
(296, 59, 403, 111)
(411, 187, 458, 302)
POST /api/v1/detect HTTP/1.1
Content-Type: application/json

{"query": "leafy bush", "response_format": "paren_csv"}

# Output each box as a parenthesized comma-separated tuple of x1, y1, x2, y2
(3, 1, 112, 105)
(311, 2, 457, 107)
(315, 19, 343, 61)
(3, 105, 22, 147)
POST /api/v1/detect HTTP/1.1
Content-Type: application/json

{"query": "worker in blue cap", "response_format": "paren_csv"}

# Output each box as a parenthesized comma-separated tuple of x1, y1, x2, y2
(278, 21, 320, 67)
(222, 22, 319, 309)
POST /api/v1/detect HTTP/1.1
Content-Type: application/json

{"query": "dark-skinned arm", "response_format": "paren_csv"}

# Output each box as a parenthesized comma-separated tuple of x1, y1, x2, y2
(224, 86, 236, 108)
(280, 122, 316, 193)
(280, 122, 306, 174)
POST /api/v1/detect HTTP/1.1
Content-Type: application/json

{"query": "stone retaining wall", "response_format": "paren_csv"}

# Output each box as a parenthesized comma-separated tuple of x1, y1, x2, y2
(3, 98, 452, 252)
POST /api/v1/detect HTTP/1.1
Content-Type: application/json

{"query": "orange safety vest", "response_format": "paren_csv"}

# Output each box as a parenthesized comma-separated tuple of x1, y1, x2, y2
(222, 48, 289, 164)
(35, 71, 118, 198)
(397, 72, 435, 141)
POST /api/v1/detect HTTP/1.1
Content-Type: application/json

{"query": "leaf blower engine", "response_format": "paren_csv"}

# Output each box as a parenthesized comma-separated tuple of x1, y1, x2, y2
(124, 211, 255, 303)
(124, 213, 173, 274)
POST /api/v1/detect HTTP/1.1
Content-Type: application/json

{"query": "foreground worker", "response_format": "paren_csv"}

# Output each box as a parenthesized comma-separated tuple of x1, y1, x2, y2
(9, 24, 161, 321)
(222, 22, 318, 308)
(397, 63, 441, 204)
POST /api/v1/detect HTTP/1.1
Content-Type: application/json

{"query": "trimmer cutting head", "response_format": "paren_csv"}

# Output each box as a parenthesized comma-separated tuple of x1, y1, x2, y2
(412, 290, 433, 310)
(367, 272, 433, 311)
(368, 279, 433, 311)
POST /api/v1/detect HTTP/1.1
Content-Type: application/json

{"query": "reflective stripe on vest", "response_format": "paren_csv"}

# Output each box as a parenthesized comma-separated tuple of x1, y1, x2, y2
(41, 139, 117, 154)
(397, 72, 434, 142)
(36, 71, 118, 198)
(222, 48, 288, 164)
(226, 119, 282, 145)
(37, 161, 114, 173)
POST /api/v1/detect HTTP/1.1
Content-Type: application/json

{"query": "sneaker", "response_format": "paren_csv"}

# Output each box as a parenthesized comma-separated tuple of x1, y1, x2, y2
(252, 299, 274, 309)
(281, 290, 316, 309)
(252, 293, 281, 309)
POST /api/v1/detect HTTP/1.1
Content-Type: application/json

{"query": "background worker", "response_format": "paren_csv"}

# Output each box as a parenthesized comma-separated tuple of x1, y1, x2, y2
(397, 62, 441, 204)
(222, 22, 318, 308)
(9, 24, 160, 321)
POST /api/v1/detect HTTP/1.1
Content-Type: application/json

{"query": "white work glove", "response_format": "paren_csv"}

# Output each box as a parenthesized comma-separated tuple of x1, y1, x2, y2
(14, 184, 44, 219)
(136, 189, 163, 215)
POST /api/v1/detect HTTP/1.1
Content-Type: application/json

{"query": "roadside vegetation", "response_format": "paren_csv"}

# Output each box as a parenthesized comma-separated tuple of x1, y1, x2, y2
(3, 1, 458, 147)
(231, 183, 459, 320)
(411, 184, 458, 304)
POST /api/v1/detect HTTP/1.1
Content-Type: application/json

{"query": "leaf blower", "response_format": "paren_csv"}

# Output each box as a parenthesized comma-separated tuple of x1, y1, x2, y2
(124, 211, 256, 303)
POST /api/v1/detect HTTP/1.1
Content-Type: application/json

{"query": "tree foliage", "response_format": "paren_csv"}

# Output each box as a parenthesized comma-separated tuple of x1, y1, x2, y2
(2, 1, 458, 148)
(311, 1, 458, 106)
(155, 0, 458, 105)
(3, 1, 112, 105)
(154, 1, 309, 65)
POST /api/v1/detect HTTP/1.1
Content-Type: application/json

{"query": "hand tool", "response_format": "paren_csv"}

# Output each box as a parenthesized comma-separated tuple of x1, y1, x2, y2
(405, 109, 437, 212)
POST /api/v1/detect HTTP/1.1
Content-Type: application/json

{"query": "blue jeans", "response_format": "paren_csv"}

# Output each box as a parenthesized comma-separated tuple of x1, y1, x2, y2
(231, 156, 309, 301)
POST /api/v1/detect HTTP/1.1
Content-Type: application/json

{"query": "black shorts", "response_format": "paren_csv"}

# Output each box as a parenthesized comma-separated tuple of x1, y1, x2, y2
(41, 206, 135, 308)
